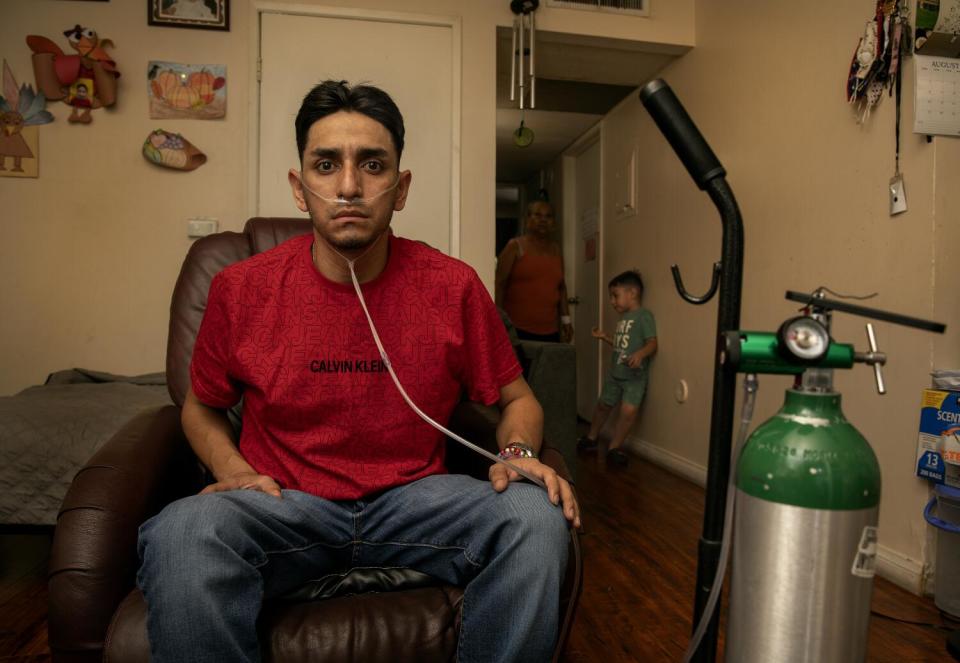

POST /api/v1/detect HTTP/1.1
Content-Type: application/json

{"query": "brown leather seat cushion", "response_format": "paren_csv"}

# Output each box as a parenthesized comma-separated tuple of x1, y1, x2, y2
(106, 585, 463, 663)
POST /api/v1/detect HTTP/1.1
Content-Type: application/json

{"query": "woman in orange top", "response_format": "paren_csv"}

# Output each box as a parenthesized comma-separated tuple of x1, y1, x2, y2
(495, 200, 573, 342)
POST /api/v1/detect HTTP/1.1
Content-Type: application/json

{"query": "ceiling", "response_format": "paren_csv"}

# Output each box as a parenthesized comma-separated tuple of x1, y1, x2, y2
(495, 26, 685, 184)
(496, 109, 600, 183)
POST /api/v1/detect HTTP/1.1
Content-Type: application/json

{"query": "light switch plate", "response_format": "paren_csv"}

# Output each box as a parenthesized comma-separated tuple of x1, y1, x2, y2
(187, 217, 219, 238)
(889, 174, 907, 216)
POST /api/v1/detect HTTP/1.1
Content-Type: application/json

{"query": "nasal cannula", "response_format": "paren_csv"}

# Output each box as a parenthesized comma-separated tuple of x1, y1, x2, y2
(297, 174, 548, 489)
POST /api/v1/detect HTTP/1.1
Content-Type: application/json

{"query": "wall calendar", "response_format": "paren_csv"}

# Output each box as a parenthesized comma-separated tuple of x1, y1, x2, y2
(914, 54, 960, 136)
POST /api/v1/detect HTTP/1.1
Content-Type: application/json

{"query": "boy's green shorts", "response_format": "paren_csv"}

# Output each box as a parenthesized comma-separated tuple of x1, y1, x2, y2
(600, 374, 647, 407)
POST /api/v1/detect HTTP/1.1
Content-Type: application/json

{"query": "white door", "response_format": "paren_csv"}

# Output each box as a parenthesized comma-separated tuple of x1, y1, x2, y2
(257, 9, 457, 253)
(569, 137, 602, 419)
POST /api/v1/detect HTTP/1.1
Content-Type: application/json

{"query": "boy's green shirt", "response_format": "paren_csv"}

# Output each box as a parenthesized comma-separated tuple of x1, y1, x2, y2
(610, 307, 657, 381)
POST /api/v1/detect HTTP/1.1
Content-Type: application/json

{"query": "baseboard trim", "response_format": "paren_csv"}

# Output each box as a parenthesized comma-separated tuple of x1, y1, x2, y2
(876, 545, 925, 595)
(625, 437, 926, 596)
(625, 436, 707, 488)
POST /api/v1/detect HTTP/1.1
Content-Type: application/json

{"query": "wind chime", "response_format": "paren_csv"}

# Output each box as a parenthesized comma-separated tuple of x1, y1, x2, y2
(510, 0, 539, 147)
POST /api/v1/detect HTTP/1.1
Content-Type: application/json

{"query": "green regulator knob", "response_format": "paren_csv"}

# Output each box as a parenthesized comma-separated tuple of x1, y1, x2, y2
(722, 320, 887, 391)
(722, 328, 855, 375)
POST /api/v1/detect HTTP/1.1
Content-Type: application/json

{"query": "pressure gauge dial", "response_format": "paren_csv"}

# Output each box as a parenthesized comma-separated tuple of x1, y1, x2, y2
(777, 317, 830, 363)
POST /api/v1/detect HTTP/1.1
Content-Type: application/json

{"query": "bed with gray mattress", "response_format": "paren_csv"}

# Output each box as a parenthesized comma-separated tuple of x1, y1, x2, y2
(0, 369, 172, 527)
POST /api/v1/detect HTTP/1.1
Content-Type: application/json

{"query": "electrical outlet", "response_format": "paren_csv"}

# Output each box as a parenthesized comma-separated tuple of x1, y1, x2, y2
(187, 217, 218, 238)
(889, 174, 907, 216)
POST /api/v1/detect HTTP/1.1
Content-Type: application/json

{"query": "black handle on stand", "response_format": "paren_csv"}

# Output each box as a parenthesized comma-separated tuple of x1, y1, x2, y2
(672, 262, 722, 305)
(640, 79, 744, 663)
(640, 79, 726, 189)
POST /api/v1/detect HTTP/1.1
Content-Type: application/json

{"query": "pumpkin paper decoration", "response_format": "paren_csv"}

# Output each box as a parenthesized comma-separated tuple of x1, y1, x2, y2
(188, 70, 217, 104)
(166, 83, 201, 110)
(147, 61, 225, 120)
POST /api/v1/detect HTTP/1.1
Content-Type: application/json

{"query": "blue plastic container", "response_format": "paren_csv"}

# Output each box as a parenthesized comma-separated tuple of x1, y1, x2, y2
(924, 484, 960, 617)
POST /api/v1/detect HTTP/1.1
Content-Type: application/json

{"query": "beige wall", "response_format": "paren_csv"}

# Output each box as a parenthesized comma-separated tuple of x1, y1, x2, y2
(1, 1, 253, 395)
(0, 0, 694, 395)
(601, 0, 960, 587)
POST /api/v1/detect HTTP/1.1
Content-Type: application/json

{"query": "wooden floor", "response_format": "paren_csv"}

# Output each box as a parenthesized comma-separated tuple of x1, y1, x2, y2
(0, 530, 52, 662)
(0, 450, 956, 662)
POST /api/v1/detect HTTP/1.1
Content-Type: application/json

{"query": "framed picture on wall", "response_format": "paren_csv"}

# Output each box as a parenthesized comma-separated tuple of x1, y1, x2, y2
(148, 0, 229, 31)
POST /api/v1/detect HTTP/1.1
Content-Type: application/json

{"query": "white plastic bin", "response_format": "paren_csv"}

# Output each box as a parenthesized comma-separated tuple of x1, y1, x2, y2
(925, 484, 960, 617)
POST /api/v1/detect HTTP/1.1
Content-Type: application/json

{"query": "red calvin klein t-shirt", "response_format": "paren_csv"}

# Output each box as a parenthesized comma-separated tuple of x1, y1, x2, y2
(190, 233, 522, 500)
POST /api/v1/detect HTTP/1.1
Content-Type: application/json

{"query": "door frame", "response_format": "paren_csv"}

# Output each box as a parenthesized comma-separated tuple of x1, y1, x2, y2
(562, 122, 604, 407)
(248, 1, 462, 256)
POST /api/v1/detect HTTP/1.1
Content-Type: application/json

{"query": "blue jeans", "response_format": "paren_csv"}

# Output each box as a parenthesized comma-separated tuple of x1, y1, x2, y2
(137, 474, 569, 662)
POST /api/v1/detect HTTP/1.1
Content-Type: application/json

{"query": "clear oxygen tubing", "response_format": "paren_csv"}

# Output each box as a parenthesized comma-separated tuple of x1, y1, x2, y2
(300, 179, 548, 490)
(295, 171, 401, 206)
(682, 372, 759, 663)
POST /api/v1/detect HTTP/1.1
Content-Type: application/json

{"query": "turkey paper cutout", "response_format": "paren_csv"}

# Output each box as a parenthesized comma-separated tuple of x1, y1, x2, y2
(26, 25, 120, 124)
(0, 59, 53, 177)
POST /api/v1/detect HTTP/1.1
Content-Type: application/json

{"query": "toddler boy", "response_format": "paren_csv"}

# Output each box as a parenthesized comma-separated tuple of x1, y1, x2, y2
(577, 270, 657, 466)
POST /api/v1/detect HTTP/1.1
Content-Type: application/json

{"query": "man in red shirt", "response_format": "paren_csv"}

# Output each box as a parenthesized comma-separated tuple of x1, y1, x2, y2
(137, 80, 580, 663)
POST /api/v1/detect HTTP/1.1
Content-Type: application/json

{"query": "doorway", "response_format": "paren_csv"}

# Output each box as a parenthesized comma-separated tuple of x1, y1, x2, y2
(495, 183, 522, 257)
(493, 25, 681, 421)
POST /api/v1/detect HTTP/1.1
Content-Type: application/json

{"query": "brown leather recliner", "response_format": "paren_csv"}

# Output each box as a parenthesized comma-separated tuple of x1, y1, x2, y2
(47, 218, 582, 662)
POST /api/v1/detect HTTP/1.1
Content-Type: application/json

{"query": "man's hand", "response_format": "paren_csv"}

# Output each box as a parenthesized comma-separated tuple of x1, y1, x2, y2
(492, 377, 580, 527)
(489, 458, 581, 530)
(200, 472, 282, 498)
(560, 323, 574, 343)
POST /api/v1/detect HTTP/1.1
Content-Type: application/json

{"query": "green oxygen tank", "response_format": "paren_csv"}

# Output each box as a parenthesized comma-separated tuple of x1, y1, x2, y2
(727, 377, 881, 662)
(711, 290, 944, 663)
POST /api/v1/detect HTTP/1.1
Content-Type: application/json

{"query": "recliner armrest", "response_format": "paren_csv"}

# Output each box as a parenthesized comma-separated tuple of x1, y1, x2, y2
(517, 341, 577, 479)
(48, 405, 202, 662)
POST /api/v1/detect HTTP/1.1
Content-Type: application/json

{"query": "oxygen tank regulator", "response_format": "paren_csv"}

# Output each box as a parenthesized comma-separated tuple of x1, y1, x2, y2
(723, 288, 943, 382)
(639, 79, 947, 663)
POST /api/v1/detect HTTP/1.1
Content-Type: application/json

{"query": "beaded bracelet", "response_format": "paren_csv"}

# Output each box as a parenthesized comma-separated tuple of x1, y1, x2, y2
(497, 442, 538, 460)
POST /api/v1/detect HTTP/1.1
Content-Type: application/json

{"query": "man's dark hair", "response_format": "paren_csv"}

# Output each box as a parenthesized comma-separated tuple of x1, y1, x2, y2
(295, 80, 405, 163)
(609, 270, 644, 295)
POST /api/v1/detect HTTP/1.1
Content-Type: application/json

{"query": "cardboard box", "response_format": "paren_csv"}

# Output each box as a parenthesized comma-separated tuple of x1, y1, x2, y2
(916, 389, 960, 488)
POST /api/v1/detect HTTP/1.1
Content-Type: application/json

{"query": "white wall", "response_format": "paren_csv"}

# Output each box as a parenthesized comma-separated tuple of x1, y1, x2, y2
(598, 0, 960, 591)
(0, 0, 695, 395)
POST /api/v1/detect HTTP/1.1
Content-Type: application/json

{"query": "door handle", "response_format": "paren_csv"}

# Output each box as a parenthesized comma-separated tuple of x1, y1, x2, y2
(567, 296, 580, 305)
